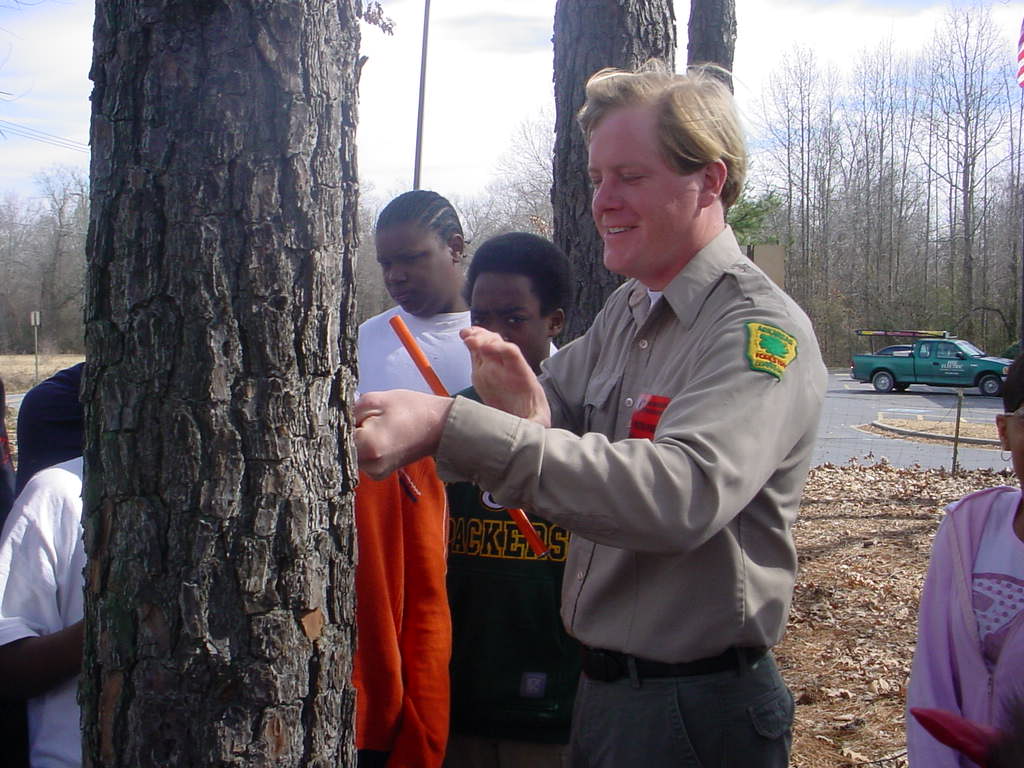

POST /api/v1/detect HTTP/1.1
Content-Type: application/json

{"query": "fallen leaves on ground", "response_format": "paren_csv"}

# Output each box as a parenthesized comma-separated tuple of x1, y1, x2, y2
(783, 460, 1014, 767)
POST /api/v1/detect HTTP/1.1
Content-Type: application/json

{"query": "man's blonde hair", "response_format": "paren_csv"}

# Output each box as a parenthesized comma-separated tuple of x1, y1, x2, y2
(577, 61, 746, 208)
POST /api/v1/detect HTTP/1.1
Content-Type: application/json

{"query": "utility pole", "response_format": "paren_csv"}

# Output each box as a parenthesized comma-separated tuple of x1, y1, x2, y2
(413, 0, 431, 189)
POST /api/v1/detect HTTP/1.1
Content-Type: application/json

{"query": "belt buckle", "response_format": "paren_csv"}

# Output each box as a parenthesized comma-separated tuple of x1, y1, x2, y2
(585, 648, 625, 682)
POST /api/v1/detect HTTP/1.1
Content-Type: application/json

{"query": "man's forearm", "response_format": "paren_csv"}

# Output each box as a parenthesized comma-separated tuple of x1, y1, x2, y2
(0, 619, 84, 700)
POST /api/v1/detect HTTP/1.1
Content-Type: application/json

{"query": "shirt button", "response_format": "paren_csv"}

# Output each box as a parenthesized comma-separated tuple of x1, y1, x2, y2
(639, 339, 649, 349)
(624, 397, 634, 408)
(577, 571, 585, 580)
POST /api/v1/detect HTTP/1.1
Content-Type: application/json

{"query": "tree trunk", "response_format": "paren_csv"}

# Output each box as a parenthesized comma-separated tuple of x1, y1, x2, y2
(82, 2, 360, 766)
(686, 0, 736, 90)
(552, 0, 676, 342)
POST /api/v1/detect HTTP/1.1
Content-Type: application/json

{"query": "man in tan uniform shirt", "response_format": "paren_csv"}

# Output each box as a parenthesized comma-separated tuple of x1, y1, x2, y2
(355, 63, 827, 768)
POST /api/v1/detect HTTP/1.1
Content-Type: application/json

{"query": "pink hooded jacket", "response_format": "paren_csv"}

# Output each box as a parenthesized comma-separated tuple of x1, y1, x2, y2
(907, 486, 1024, 767)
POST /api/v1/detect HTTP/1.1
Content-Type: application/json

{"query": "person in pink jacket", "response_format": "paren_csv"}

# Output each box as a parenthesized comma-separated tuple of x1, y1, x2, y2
(907, 353, 1024, 766)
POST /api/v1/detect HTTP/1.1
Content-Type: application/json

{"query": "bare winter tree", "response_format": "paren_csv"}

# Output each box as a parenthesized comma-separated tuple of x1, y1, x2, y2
(486, 110, 556, 238)
(0, 192, 39, 351)
(923, 7, 1006, 341)
(755, 6, 1020, 362)
(35, 167, 88, 351)
(1003, 87, 1023, 345)
(353, 187, 393, 325)
(81, 1, 360, 765)
(552, 0, 676, 341)
(0, 170, 88, 354)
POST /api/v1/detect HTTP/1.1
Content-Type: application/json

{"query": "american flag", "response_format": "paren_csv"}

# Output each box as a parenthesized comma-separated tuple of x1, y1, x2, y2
(1018, 17, 1024, 87)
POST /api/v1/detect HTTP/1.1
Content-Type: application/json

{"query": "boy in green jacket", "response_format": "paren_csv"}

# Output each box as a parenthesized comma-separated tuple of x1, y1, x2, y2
(444, 232, 577, 768)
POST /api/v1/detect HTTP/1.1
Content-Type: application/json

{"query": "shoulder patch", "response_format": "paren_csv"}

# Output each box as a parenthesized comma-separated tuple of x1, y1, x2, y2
(745, 322, 798, 379)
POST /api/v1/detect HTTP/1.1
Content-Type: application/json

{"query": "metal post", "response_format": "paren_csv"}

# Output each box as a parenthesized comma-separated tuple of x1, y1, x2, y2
(951, 389, 964, 476)
(30, 310, 41, 384)
(412, 0, 431, 190)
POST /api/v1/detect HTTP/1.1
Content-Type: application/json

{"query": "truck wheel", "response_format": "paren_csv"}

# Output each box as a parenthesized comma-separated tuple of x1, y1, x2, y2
(978, 374, 1002, 397)
(872, 371, 895, 393)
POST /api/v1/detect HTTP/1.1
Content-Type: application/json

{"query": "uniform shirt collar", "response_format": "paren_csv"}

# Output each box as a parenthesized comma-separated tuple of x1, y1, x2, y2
(626, 226, 742, 331)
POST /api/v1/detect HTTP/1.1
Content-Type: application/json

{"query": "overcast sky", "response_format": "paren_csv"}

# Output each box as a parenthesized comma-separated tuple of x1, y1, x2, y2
(0, 0, 1021, 204)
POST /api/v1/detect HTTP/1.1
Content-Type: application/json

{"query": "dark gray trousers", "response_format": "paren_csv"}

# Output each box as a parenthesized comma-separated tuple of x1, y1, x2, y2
(569, 653, 793, 768)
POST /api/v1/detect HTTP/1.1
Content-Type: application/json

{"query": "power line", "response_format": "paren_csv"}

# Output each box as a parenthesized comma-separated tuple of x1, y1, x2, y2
(0, 119, 89, 153)
(0, 120, 89, 152)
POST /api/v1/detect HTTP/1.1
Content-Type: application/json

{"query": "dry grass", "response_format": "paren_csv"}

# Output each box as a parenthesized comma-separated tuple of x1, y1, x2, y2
(876, 416, 999, 443)
(0, 354, 84, 394)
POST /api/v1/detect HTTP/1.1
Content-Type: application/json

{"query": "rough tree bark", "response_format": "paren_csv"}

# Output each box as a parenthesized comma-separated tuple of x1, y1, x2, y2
(552, 0, 676, 342)
(687, 0, 736, 90)
(82, 2, 360, 765)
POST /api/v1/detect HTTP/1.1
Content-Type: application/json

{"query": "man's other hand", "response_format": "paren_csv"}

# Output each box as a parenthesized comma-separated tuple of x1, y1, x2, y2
(461, 327, 551, 427)
(354, 390, 453, 479)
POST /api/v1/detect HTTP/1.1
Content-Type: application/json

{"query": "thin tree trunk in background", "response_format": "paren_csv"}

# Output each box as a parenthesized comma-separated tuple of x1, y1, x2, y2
(82, 2, 360, 765)
(552, 0, 676, 342)
(1017, 95, 1024, 347)
(687, 0, 736, 90)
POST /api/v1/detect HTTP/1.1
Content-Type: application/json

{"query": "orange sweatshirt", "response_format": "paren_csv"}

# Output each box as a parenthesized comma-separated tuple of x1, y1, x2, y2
(353, 458, 451, 767)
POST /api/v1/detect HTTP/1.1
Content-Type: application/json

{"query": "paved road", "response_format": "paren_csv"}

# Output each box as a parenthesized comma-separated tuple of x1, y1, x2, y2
(812, 371, 1006, 471)
(6, 372, 1009, 471)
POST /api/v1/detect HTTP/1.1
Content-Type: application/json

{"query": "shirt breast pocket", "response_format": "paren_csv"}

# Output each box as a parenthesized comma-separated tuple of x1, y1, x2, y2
(582, 373, 620, 435)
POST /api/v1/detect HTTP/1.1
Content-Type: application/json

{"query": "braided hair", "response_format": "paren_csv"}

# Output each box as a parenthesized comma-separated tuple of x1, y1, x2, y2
(375, 190, 464, 244)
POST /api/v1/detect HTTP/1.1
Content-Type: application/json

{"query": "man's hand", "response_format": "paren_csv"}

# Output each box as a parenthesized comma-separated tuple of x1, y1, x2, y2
(461, 327, 551, 427)
(354, 390, 453, 479)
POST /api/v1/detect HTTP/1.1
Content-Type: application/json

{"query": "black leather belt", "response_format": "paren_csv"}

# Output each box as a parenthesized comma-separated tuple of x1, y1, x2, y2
(581, 645, 767, 682)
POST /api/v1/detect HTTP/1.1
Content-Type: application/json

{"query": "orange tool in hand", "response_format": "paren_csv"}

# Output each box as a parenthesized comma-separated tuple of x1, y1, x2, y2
(388, 315, 449, 398)
(389, 315, 549, 557)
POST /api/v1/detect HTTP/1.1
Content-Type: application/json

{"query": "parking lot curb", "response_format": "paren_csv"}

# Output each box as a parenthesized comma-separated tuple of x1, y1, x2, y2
(869, 421, 1000, 447)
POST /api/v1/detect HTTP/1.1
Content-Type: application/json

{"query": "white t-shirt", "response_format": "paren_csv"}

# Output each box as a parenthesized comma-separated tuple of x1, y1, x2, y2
(0, 457, 84, 768)
(972, 498, 1024, 669)
(357, 306, 472, 395)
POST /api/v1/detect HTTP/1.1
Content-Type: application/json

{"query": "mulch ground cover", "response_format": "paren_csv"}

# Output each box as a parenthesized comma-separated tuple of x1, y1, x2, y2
(783, 461, 1013, 766)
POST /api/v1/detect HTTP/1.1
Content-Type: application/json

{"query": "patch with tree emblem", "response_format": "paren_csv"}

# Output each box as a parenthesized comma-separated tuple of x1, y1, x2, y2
(745, 321, 798, 379)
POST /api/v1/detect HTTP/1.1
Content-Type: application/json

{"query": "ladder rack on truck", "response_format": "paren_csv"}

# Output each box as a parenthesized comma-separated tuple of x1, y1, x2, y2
(854, 330, 953, 353)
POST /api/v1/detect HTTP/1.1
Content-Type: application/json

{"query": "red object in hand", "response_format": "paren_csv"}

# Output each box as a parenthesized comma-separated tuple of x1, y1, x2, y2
(389, 314, 549, 557)
(910, 707, 999, 767)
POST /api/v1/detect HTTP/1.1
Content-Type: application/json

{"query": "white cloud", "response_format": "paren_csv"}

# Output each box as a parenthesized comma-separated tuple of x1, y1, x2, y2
(358, 0, 555, 203)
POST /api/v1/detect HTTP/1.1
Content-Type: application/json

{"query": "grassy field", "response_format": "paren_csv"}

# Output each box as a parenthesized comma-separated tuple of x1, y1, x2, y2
(0, 354, 84, 394)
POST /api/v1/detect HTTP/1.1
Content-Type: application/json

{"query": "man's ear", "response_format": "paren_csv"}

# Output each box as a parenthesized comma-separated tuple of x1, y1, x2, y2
(447, 232, 466, 262)
(546, 308, 565, 338)
(698, 161, 728, 208)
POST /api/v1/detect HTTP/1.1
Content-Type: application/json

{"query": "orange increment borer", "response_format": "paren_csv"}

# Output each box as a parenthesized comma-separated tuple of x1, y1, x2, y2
(389, 314, 549, 557)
